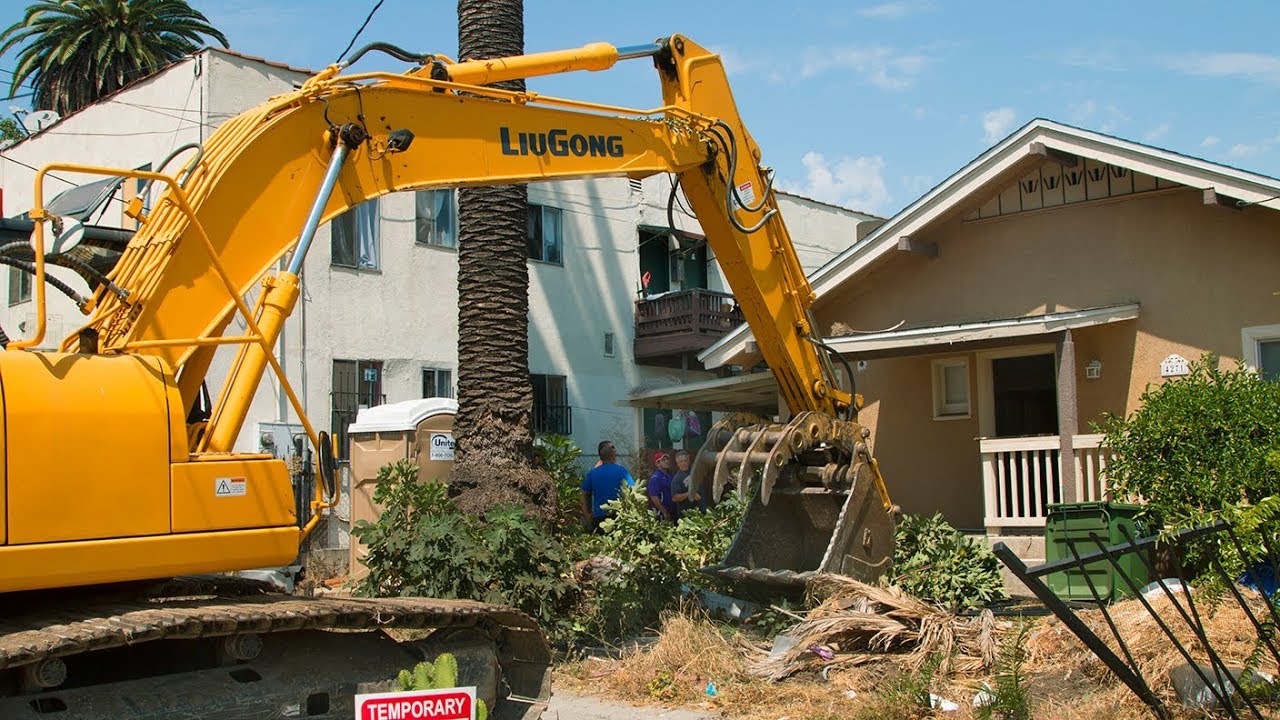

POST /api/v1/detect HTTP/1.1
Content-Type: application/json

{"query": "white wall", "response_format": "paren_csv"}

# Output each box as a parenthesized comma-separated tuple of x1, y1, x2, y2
(1, 50, 872, 460)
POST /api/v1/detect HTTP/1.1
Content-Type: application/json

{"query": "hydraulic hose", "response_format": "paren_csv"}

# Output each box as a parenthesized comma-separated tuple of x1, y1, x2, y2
(0, 256, 87, 309)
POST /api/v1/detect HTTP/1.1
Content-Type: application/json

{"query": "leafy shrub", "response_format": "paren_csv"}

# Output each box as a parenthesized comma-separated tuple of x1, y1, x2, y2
(352, 460, 577, 638)
(534, 434, 587, 535)
(1098, 356, 1280, 571)
(890, 513, 1006, 611)
(584, 486, 745, 638)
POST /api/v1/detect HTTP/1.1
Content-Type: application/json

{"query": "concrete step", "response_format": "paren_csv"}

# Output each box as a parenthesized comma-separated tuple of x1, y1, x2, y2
(968, 533, 1045, 598)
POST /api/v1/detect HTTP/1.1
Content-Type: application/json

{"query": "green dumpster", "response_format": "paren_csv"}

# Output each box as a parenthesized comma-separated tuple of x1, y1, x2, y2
(1045, 501, 1150, 602)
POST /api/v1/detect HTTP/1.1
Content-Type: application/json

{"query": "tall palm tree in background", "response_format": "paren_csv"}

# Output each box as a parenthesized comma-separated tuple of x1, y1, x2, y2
(448, 0, 556, 523)
(0, 0, 227, 116)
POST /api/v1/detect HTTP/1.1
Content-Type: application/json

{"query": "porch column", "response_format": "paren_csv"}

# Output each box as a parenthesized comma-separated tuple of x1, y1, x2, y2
(1057, 329, 1079, 502)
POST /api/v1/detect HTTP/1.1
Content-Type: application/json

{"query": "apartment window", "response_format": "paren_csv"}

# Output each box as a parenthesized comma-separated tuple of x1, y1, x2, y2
(422, 367, 454, 398)
(932, 357, 970, 419)
(331, 359, 384, 460)
(415, 189, 456, 248)
(603, 332, 616, 357)
(527, 204, 562, 264)
(8, 265, 31, 306)
(331, 199, 380, 270)
(531, 373, 571, 435)
(1242, 325, 1280, 382)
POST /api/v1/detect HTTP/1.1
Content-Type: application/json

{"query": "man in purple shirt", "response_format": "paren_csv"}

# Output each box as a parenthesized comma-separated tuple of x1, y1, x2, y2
(647, 451, 678, 522)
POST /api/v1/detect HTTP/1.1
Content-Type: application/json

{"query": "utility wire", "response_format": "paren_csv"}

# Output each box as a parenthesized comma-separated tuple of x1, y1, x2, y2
(335, 0, 386, 64)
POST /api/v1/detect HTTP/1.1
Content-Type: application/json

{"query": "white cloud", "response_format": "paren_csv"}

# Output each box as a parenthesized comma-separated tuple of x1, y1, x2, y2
(1068, 99, 1097, 125)
(1143, 123, 1171, 143)
(800, 46, 931, 90)
(981, 107, 1017, 144)
(856, 1, 932, 19)
(1229, 141, 1270, 158)
(709, 46, 753, 77)
(1201, 136, 1221, 148)
(782, 151, 891, 213)
(1163, 52, 1280, 84)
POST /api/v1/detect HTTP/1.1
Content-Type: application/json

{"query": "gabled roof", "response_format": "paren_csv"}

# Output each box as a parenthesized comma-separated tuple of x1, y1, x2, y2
(700, 118, 1280, 369)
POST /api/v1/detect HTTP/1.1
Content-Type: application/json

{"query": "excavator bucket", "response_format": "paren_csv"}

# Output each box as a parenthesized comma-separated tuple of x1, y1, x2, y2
(694, 414, 897, 595)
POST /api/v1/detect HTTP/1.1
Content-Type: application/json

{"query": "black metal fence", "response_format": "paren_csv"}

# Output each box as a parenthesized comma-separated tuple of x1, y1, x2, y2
(533, 403, 572, 436)
(996, 521, 1280, 718)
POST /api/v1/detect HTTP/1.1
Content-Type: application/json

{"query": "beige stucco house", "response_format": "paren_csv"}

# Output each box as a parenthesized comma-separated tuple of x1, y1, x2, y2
(684, 119, 1280, 557)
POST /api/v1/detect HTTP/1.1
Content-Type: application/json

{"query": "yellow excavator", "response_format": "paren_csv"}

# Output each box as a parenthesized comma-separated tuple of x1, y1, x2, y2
(0, 35, 896, 718)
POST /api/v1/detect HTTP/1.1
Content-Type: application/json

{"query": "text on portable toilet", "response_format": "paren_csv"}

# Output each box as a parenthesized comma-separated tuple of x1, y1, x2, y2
(430, 432, 456, 461)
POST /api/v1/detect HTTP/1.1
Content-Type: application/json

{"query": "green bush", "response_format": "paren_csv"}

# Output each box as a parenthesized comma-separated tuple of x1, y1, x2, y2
(584, 486, 745, 638)
(534, 434, 587, 536)
(889, 513, 1006, 611)
(352, 460, 577, 638)
(1098, 355, 1280, 570)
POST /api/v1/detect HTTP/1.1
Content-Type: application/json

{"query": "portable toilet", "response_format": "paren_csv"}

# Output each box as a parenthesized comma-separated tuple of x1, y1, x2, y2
(347, 397, 458, 576)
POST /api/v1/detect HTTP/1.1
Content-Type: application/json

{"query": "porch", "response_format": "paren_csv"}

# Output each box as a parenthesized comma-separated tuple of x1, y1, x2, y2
(980, 433, 1113, 531)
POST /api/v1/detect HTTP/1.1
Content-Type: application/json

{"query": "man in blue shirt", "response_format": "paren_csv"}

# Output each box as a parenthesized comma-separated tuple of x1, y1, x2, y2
(647, 451, 679, 522)
(580, 441, 633, 533)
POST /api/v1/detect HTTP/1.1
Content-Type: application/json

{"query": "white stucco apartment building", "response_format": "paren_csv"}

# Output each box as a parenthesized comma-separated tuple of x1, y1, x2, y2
(0, 49, 877, 477)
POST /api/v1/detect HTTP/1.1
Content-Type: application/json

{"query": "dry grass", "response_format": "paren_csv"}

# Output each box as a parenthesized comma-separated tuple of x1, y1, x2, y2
(557, 583, 1280, 719)
(746, 576, 1009, 680)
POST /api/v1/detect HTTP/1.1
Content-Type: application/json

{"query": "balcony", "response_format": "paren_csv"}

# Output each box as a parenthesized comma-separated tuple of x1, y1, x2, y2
(633, 288, 744, 366)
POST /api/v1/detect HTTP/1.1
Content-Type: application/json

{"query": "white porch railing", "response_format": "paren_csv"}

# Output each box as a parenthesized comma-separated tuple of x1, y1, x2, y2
(981, 433, 1112, 528)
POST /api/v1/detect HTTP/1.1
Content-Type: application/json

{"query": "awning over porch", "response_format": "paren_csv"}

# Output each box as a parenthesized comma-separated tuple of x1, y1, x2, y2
(824, 303, 1140, 357)
(623, 371, 779, 413)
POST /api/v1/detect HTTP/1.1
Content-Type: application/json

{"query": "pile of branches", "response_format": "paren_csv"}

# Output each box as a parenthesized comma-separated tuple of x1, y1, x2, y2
(746, 575, 1011, 680)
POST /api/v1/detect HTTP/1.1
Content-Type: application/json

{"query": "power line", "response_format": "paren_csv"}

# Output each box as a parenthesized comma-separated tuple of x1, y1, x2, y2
(335, 0, 386, 64)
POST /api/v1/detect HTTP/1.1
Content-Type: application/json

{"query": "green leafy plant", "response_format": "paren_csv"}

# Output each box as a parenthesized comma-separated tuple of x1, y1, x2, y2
(976, 622, 1032, 720)
(352, 460, 577, 638)
(397, 653, 488, 720)
(853, 652, 948, 720)
(534, 434, 587, 535)
(1098, 355, 1280, 574)
(889, 513, 1006, 611)
(582, 487, 745, 638)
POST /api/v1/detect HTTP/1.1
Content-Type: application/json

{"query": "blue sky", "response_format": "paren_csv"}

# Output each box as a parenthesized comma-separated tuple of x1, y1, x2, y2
(7, 0, 1280, 216)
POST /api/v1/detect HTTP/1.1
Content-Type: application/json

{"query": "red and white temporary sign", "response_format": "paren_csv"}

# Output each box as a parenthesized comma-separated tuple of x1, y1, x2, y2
(354, 686, 476, 720)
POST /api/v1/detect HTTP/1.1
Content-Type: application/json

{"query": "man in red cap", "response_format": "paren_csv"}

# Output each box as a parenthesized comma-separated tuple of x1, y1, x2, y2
(647, 451, 678, 522)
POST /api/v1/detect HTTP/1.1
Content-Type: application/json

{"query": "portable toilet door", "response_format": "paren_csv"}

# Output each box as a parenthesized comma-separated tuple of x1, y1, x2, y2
(347, 398, 458, 577)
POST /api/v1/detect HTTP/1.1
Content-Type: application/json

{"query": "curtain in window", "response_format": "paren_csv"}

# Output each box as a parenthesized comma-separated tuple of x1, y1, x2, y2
(542, 207, 561, 264)
(416, 190, 455, 247)
(355, 200, 380, 269)
(331, 213, 356, 267)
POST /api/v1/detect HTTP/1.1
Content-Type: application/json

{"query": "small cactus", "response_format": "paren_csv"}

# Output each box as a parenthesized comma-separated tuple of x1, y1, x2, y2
(396, 653, 487, 720)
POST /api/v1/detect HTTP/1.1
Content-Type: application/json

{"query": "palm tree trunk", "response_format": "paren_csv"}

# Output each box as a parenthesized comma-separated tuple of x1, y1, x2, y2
(449, 0, 555, 523)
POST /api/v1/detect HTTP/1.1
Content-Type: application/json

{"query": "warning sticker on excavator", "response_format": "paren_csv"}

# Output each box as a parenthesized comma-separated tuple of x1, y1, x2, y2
(215, 477, 247, 497)
(354, 687, 475, 720)
(737, 180, 755, 206)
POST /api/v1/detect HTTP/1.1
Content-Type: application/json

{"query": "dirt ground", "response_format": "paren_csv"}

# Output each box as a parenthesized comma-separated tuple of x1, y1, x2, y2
(548, 689, 713, 719)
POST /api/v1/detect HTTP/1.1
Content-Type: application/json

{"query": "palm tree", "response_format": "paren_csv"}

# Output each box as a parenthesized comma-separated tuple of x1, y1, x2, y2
(0, 0, 228, 116)
(448, 0, 556, 523)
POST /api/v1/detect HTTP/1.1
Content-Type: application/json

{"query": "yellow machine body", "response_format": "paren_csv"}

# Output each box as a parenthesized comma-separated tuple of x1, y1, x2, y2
(0, 351, 298, 592)
(3, 34, 890, 599)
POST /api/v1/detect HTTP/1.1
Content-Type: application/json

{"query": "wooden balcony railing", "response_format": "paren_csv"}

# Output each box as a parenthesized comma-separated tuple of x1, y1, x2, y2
(633, 288, 744, 361)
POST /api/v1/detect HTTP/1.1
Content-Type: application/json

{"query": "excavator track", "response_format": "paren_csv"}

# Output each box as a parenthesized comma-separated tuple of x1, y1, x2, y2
(0, 578, 550, 719)
(693, 412, 898, 595)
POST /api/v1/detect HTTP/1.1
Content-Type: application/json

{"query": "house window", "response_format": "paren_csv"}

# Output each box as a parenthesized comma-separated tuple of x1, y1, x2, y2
(603, 332, 616, 357)
(8, 265, 31, 306)
(1242, 325, 1280, 382)
(527, 204, 562, 264)
(415, 189, 456, 248)
(331, 359, 384, 460)
(932, 357, 970, 419)
(331, 199, 380, 270)
(531, 373, 571, 435)
(422, 367, 453, 398)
